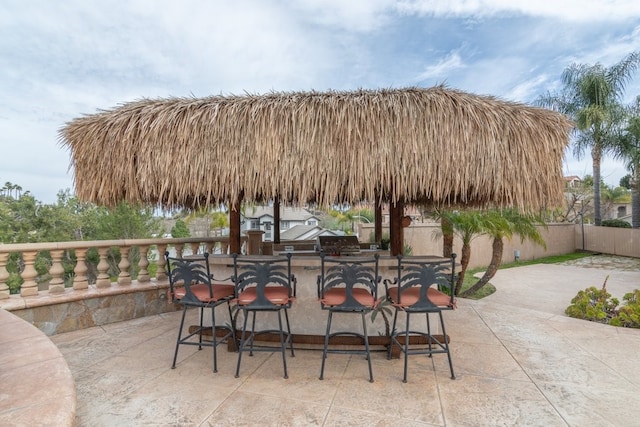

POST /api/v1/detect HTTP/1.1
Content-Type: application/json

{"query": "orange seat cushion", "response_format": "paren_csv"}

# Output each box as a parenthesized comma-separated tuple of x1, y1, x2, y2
(173, 283, 235, 302)
(236, 286, 291, 305)
(321, 287, 375, 307)
(387, 286, 455, 308)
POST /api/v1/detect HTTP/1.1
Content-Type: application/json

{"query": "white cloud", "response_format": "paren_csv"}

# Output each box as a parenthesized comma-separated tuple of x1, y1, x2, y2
(290, 0, 395, 32)
(504, 74, 550, 103)
(415, 51, 465, 82)
(396, 0, 640, 22)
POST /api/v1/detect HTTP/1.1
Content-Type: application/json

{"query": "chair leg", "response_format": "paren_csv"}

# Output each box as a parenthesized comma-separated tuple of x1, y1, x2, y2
(277, 310, 288, 379)
(249, 311, 257, 356)
(403, 312, 411, 383)
(235, 309, 250, 378)
(198, 306, 205, 350)
(388, 308, 399, 360)
(361, 312, 374, 383)
(439, 310, 456, 379)
(172, 306, 188, 369)
(232, 305, 241, 352)
(426, 312, 433, 356)
(284, 308, 295, 357)
(319, 311, 333, 380)
(211, 305, 218, 373)
(226, 301, 237, 352)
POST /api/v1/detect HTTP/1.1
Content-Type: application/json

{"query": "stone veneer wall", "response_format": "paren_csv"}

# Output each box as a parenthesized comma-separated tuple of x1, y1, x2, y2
(0, 280, 178, 336)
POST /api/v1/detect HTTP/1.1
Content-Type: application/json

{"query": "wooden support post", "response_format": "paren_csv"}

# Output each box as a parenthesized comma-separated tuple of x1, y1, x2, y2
(273, 197, 281, 244)
(390, 201, 404, 256)
(229, 197, 242, 255)
(374, 200, 383, 244)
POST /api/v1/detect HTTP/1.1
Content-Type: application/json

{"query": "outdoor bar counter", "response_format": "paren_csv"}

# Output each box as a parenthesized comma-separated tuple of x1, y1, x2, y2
(205, 252, 448, 337)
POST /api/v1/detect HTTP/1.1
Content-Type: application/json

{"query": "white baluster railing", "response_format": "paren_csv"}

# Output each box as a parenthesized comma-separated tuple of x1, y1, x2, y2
(0, 236, 245, 298)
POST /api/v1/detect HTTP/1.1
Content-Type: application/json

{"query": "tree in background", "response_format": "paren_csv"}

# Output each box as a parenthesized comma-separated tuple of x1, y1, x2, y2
(209, 211, 229, 235)
(599, 184, 631, 220)
(537, 51, 640, 226)
(440, 216, 454, 258)
(460, 210, 545, 297)
(614, 95, 640, 228)
(436, 209, 546, 297)
(554, 178, 592, 224)
(324, 207, 373, 234)
(183, 206, 230, 236)
(1, 182, 23, 199)
(435, 210, 484, 295)
(87, 201, 162, 240)
(171, 219, 191, 238)
(0, 191, 42, 243)
(0, 185, 164, 292)
(620, 174, 632, 189)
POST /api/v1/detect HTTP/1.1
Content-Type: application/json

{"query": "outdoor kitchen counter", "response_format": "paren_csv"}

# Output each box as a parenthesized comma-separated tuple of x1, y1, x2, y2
(206, 254, 445, 336)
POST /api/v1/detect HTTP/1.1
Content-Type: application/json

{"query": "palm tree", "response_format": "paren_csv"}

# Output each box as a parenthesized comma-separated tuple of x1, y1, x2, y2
(537, 51, 640, 225)
(2, 182, 14, 198)
(435, 210, 484, 295)
(460, 210, 545, 297)
(613, 95, 640, 228)
(440, 216, 454, 258)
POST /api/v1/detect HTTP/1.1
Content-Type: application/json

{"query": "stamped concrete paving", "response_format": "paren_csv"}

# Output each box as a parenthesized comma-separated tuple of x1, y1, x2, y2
(52, 255, 640, 426)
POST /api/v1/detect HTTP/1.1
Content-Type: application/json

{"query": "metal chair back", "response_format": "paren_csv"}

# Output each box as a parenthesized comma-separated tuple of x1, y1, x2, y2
(232, 253, 295, 309)
(166, 252, 213, 305)
(388, 255, 456, 311)
(318, 253, 380, 312)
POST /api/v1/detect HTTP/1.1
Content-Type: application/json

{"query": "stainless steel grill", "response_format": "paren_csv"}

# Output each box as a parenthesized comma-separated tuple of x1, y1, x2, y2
(316, 235, 361, 255)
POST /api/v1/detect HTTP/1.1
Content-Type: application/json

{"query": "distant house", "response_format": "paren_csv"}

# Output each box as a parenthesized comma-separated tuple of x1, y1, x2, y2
(565, 175, 582, 188)
(379, 204, 423, 224)
(241, 206, 322, 241)
(606, 202, 632, 222)
(280, 224, 342, 240)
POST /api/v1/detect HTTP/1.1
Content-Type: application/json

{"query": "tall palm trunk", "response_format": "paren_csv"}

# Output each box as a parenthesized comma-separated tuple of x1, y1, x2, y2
(441, 217, 453, 257)
(455, 242, 471, 295)
(632, 169, 640, 228)
(592, 143, 602, 226)
(460, 237, 503, 297)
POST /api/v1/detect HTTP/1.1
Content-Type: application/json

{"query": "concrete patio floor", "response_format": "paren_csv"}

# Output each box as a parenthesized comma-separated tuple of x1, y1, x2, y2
(51, 258, 640, 426)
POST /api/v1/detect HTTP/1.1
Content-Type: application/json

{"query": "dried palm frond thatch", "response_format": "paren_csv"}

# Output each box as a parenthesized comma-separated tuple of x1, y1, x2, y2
(59, 86, 571, 211)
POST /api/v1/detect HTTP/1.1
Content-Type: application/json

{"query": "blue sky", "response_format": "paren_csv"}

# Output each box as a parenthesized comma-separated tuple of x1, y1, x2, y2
(2, 0, 640, 203)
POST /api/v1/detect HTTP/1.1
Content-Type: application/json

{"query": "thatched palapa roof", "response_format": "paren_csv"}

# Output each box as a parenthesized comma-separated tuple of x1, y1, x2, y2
(60, 86, 572, 210)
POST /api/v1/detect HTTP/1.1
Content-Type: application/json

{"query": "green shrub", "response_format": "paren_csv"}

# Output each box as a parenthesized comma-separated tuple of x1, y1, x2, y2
(7, 272, 23, 294)
(565, 279, 618, 323)
(601, 219, 631, 228)
(617, 290, 640, 328)
(403, 243, 413, 255)
(565, 276, 639, 328)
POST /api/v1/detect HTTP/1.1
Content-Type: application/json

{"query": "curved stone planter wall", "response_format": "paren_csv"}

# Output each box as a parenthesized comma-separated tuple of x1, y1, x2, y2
(0, 309, 75, 425)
